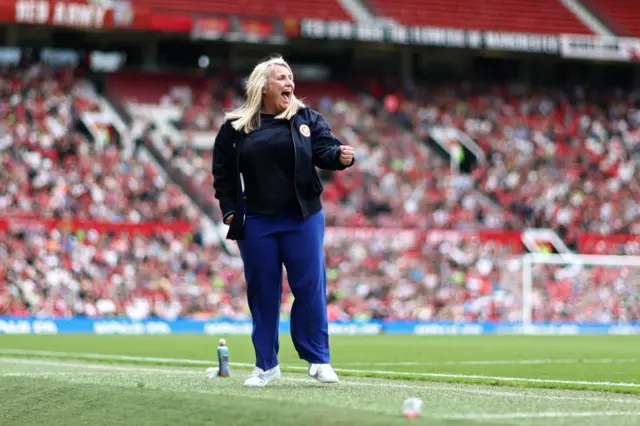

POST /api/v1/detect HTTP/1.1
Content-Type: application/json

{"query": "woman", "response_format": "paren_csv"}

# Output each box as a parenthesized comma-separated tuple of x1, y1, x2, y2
(212, 56, 355, 387)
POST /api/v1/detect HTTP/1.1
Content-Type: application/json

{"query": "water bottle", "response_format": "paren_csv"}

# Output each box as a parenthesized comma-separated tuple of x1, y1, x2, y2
(402, 398, 423, 419)
(217, 338, 230, 378)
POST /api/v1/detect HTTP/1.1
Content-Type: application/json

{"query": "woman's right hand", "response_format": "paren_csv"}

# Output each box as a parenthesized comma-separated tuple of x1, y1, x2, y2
(224, 215, 234, 225)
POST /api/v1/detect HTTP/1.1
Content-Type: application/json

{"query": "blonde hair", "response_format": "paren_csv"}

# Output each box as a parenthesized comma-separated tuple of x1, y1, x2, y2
(225, 55, 305, 134)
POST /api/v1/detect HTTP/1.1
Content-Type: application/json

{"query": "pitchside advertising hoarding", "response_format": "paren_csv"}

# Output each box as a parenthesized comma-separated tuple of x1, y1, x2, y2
(0, 317, 639, 335)
(191, 16, 286, 44)
(0, 46, 127, 72)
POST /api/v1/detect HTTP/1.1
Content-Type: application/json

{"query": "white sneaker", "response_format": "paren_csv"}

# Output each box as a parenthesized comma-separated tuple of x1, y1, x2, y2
(243, 366, 281, 387)
(308, 363, 339, 383)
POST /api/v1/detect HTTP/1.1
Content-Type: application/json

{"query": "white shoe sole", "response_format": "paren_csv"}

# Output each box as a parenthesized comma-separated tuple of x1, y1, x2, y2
(243, 371, 281, 387)
(309, 371, 340, 383)
(315, 375, 339, 384)
(308, 364, 340, 384)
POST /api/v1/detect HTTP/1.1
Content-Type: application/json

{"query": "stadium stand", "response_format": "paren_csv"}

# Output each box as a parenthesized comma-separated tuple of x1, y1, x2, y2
(0, 226, 243, 319)
(0, 224, 521, 321)
(366, 0, 594, 34)
(0, 64, 201, 223)
(2, 61, 638, 322)
(106, 72, 216, 106)
(530, 263, 640, 322)
(585, 0, 640, 37)
(114, 79, 516, 229)
(400, 82, 640, 242)
(137, 0, 353, 21)
(3, 223, 636, 321)
(115, 74, 639, 236)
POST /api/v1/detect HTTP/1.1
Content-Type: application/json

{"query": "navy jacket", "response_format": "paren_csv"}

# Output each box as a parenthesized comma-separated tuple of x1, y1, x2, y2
(212, 107, 354, 240)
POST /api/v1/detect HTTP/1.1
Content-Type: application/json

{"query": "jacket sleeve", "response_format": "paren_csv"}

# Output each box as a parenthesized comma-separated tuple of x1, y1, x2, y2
(309, 110, 355, 171)
(212, 121, 237, 222)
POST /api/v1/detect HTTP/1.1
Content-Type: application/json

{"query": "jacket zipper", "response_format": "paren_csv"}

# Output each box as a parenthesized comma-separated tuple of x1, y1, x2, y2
(290, 120, 307, 217)
(234, 132, 244, 225)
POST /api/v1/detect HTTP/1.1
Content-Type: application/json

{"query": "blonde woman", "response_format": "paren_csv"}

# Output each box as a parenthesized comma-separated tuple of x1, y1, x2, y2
(212, 56, 355, 387)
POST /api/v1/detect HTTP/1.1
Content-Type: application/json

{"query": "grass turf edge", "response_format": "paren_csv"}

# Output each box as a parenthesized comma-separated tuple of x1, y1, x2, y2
(1, 352, 638, 396)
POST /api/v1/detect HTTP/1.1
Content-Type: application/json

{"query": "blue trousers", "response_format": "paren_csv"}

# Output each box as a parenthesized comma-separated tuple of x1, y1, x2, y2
(237, 209, 330, 371)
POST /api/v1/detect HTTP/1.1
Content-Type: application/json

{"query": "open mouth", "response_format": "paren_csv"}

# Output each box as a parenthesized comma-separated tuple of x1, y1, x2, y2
(281, 90, 292, 103)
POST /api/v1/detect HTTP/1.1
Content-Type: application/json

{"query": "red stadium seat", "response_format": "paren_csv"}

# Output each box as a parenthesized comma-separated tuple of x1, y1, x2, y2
(135, 0, 353, 21)
(366, 0, 593, 34)
(586, 0, 640, 37)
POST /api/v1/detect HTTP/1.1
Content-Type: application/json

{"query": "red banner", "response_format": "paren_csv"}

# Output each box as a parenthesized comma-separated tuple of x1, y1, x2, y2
(325, 227, 524, 251)
(191, 16, 230, 39)
(0, 217, 194, 235)
(150, 12, 193, 33)
(239, 18, 274, 39)
(2, 1, 292, 37)
(3, 0, 154, 30)
(282, 18, 300, 37)
(3, 215, 636, 255)
(191, 16, 281, 42)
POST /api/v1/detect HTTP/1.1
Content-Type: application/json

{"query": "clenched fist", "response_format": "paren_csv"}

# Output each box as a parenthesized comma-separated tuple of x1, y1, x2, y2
(339, 145, 355, 166)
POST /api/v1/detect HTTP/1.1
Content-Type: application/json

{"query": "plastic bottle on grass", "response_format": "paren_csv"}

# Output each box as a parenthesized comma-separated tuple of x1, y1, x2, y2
(402, 398, 423, 419)
(217, 338, 230, 378)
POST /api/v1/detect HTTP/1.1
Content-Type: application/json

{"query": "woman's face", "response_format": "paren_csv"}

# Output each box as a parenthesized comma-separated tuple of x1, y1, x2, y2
(262, 64, 295, 114)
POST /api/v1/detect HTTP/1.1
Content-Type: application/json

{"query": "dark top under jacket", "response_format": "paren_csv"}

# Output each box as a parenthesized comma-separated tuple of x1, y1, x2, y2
(212, 107, 354, 240)
(240, 113, 299, 215)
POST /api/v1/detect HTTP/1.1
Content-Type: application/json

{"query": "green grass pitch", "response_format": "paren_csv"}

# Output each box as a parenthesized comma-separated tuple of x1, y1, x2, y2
(1, 334, 639, 426)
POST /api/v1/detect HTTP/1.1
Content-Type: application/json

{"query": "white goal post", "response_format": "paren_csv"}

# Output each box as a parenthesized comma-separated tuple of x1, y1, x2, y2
(521, 253, 640, 327)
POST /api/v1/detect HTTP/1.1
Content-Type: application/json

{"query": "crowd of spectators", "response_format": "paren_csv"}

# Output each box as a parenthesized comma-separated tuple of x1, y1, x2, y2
(1, 65, 638, 322)
(0, 225, 523, 321)
(133, 79, 640, 238)
(0, 227, 245, 319)
(393, 82, 640, 243)
(2, 226, 636, 322)
(530, 263, 640, 322)
(131, 84, 513, 230)
(0, 64, 200, 223)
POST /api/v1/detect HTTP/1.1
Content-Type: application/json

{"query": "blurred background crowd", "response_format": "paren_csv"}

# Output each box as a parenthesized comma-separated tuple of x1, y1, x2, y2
(0, 0, 639, 323)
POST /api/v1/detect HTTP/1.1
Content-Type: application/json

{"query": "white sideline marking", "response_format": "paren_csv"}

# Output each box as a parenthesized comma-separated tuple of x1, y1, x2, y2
(0, 358, 205, 375)
(3, 372, 76, 377)
(2, 358, 640, 406)
(2, 349, 640, 389)
(340, 358, 640, 367)
(3, 348, 637, 369)
(334, 367, 640, 388)
(442, 411, 640, 420)
(0, 349, 252, 368)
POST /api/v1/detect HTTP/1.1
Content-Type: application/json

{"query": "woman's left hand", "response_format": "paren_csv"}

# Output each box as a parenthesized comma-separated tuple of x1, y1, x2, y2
(339, 145, 355, 166)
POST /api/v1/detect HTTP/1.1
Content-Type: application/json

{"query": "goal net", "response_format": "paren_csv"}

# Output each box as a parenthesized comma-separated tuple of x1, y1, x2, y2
(520, 254, 640, 332)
